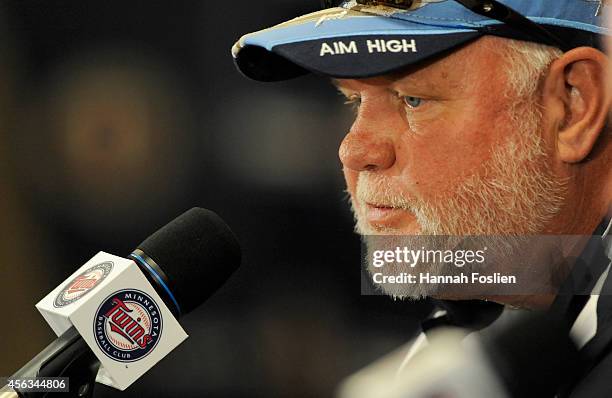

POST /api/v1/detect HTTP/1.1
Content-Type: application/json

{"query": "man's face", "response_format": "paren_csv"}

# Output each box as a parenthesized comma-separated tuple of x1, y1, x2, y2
(335, 37, 571, 300)
(335, 37, 566, 238)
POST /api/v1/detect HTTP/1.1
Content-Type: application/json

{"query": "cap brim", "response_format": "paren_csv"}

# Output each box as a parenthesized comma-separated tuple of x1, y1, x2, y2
(233, 8, 482, 82)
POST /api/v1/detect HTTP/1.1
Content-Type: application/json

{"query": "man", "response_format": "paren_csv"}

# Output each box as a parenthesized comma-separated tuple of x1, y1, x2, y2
(233, 0, 611, 396)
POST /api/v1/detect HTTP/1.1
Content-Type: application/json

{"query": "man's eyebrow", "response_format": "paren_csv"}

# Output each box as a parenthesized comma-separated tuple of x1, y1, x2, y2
(390, 73, 426, 89)
(330, 78, 353, 96)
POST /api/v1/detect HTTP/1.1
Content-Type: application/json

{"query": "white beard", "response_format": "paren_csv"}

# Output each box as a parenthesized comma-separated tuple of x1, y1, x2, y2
(353, 103, 567, 299)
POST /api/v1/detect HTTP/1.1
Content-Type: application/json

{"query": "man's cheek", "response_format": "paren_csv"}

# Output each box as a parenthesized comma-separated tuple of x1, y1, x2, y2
(403, 153, 472, 199)
(397, 138, 451, 194)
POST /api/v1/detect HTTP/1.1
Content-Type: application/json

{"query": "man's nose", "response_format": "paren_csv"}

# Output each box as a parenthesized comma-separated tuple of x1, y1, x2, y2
(338, 115, 396, 172)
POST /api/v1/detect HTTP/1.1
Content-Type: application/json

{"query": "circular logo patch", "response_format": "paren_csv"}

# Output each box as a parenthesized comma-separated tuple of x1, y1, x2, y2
(94, 289, 163, 362)
(54, 262, 113, 307)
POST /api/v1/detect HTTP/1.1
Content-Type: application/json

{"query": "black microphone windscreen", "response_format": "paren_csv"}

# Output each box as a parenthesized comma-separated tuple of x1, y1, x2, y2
(136, 207, 241, 315)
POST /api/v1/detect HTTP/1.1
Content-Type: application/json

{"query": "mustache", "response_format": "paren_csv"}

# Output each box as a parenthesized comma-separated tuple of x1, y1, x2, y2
(355, 172, 416, 210)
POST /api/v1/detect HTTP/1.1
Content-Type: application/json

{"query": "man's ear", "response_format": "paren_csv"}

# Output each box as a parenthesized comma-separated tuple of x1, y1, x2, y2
(541, 47, 610, 163)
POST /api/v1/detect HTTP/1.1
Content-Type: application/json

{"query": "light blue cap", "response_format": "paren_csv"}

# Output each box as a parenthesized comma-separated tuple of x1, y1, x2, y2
(232, 0, 611, 81)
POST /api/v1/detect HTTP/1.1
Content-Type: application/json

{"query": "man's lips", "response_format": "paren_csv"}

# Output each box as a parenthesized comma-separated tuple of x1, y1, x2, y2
(364, 202, 410, 225)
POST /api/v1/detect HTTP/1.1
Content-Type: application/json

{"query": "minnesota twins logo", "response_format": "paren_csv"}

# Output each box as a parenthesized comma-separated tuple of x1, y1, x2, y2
(54, 262, 113, 307)
(94, 289, 162, 362)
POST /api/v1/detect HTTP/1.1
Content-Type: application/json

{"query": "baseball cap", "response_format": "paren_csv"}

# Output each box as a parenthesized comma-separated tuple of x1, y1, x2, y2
(232, 0, 611, 82)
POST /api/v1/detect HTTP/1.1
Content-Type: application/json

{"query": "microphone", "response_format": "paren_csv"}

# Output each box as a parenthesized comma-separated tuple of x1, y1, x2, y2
(2, 207, 240, 397)
(339, 311, 580, 398)
(129, 207, 241, 317)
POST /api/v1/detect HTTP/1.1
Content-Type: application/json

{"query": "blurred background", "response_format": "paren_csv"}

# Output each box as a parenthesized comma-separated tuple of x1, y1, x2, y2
(0, 1, 432, 397)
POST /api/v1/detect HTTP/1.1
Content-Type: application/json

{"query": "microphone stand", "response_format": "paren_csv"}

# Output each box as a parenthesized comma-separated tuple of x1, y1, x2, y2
(1, 327, 100, 398)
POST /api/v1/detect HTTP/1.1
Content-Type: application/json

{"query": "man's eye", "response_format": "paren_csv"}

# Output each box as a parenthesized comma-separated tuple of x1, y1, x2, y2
(403, 96, 423, 108)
